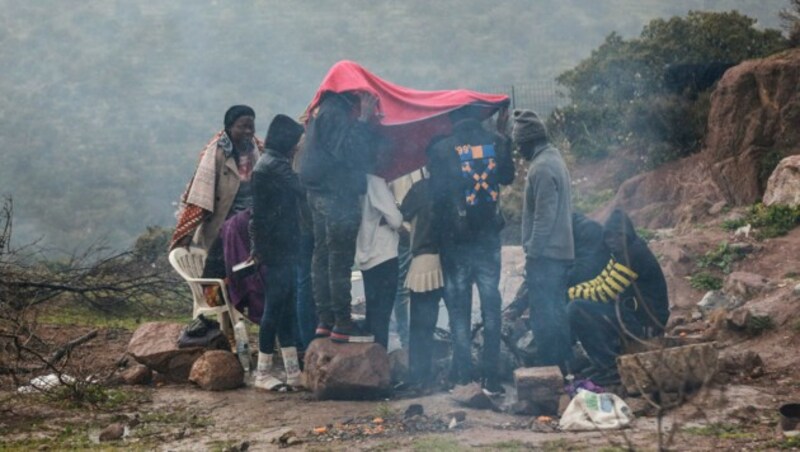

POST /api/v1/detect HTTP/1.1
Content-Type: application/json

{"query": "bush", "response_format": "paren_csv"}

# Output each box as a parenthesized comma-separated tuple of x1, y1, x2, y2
(721, 203, 800, 238)
(690, 272, 723, 291)
(554, 11, 787, 165)
(697, 241, 746, 274)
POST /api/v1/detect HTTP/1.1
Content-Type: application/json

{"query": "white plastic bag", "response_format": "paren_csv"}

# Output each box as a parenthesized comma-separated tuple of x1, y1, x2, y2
(559, 389, 634, 431)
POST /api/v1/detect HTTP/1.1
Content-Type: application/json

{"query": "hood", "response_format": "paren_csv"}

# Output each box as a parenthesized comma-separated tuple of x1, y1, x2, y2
(603, 208, 639, 246)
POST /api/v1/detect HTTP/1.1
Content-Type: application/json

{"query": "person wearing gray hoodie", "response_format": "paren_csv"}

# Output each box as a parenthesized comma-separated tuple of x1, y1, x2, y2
(512, 109, 574, 374)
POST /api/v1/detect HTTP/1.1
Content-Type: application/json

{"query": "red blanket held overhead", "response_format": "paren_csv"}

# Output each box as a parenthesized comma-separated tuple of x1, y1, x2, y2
(305, 60, 510, 181)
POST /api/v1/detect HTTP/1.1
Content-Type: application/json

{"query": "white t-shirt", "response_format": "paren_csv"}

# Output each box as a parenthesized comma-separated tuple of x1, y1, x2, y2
(356, 174, 403, 271)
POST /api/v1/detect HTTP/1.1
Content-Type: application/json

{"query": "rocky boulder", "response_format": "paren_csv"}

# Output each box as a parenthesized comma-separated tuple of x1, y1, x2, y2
(189, 350, 243, 391)
(723, 272, 772, 300)
(602, 49, 800, 228)
(303, 338, 391, 400)
(126, 322, 229, 382)
(119, 364, 153, 386)
(763, 155, 800, 207)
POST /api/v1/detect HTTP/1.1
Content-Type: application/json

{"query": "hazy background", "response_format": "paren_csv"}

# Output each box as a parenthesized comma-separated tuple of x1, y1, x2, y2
(0, 0, 787, 249)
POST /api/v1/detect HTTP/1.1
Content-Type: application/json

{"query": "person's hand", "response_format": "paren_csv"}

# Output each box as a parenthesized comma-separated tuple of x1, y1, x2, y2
(358, 92, 378, 122)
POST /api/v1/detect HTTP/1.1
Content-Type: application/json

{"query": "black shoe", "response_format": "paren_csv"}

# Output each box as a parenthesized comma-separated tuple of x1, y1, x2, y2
(314, 323, 332, 338)
(330, 320, 374, 343)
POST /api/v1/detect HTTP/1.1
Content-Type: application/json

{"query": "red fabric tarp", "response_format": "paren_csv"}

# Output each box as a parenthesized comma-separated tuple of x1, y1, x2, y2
(305, 60, 510, 181)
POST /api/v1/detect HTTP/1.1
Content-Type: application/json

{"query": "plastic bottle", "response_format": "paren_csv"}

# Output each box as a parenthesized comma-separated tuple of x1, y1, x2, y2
(234, 319, 250, 373)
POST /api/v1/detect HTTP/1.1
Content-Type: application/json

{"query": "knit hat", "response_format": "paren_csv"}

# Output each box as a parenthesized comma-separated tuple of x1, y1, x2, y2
(512, 109, 548, 144)
(265, 114, 305, 154)
(224, 105, 256, 130)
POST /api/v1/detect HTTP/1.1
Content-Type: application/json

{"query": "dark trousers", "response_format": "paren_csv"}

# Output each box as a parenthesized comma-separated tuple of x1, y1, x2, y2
(526, 257, 573, 367)
(441, 233, 502, 384)
(408, 289, 442, 384)
(308, 193, 360, 325)
(363, 258, 399, 348)
(259, 264, 297, 353)
(392, 236, 412, 348)
(567, 300, 645, 371)
(295, 232, 317, 350)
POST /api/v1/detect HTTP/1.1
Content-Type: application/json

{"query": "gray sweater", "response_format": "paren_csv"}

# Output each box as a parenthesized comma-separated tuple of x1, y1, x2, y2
(522, 143, 574, 261)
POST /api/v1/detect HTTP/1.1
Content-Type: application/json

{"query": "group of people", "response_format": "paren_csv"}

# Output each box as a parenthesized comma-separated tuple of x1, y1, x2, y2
(170, 91, 670, 394)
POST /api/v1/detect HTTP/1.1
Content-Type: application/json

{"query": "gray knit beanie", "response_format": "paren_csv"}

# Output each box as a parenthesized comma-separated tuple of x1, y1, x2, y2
(512, 109, 548, 144)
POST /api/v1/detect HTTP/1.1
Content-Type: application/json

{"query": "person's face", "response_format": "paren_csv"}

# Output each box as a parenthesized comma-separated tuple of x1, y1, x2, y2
(516, 141, 535, 160)
(229, 116, 255, 146)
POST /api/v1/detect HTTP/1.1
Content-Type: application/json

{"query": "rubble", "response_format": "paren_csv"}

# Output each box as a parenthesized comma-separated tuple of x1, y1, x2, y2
(126, 322, 228, 382)
(450, 382, 496, 410)
(99, 423, 125, 442)
(723, 272, 772, 300)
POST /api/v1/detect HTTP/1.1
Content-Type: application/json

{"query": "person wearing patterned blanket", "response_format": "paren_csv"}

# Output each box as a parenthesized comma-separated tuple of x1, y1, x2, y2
(567, 209, 670, 384)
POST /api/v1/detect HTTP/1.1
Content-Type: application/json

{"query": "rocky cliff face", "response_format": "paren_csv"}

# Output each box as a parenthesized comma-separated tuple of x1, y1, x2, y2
(605, 48, 800, 228)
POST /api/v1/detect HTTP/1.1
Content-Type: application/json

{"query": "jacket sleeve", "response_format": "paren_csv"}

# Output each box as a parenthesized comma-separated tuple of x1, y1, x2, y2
(274, 158, 305, 197)
(568, 258, 638, 303)
(527, 171, 559, 257)
(494, 134, 515, 186)
(249, 165, 270, 259)
(368, 176, 403, 229)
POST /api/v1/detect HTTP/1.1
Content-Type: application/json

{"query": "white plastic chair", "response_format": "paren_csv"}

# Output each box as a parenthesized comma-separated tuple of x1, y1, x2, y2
(168, 246, 246, 342)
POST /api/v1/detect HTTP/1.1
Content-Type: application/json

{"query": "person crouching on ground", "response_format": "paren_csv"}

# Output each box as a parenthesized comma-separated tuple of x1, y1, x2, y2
(356, 174, 403, 348)
(567, 208, 670, 385)
(250, 114, 306, 391)
(298, 91, 379, 343)
(513, 109, 574, 376)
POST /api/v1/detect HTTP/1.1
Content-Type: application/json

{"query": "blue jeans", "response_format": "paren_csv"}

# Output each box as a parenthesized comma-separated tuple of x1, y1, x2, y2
(392, 235, 411, 348)
(308, 192, 361, 325)
(441, 233, 502, 384)
(567, 300, 645, 371)
(295, 232, 317, 350)
(526, 257, 573, 367)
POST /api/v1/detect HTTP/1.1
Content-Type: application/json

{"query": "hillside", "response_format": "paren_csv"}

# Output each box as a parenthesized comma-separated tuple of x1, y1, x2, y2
(0, 0, 787, 249)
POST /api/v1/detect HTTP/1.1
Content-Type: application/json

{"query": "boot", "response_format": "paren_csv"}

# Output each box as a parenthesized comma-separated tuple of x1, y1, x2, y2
(281, 347, 303, 388)
(253, 352, 285, 391)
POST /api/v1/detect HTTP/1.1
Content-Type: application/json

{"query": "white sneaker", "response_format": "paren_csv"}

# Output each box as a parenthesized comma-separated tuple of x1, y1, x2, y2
(253, 370, 286, 391)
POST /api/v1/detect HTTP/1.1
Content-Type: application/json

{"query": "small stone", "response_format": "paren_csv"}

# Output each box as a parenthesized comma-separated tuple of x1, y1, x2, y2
(120, 364, 152, 386)
(724, 272, 772, 301)
(99, 423, 125, 442)
(188, 350, 244, 391)
(286, 436, 302, 446)
(448, 418, 458, 429)
(697, 290, 743, 311)
(726, 307, 752, 330)
(708, 201, 728, 215)
(448, 410, 467, 422)
(793, 283, 800, 297)
(691, 310, 704, 321)
(404, 404, 424, 418)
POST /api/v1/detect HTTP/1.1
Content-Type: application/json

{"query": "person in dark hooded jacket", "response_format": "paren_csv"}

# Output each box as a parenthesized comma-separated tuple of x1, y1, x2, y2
(250, 114, 305, 391)
(566, 209, 669, 384)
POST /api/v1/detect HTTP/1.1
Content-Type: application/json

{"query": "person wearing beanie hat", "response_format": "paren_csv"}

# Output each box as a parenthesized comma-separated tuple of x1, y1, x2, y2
(265, 114, 305, 155)
(513, 108, 575, 376)
(250, 113, 307, 390)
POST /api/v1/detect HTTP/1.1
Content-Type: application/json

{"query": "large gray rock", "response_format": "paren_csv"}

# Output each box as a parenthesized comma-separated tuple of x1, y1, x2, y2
(126, 322, 228, 382)
(763, 155, 800, 207)
(189, 350, 243, 391)
(697, 290, 742, 311)
(303, 338, 390, 400)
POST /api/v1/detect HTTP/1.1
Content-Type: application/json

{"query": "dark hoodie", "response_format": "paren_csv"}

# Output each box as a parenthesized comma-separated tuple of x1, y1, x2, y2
(602, 209, 669, 331)
(426, 118, 514, 242)
(298, 93, 377, 196)
(568, 212, 611, 286)
(250, 147, 305, 266)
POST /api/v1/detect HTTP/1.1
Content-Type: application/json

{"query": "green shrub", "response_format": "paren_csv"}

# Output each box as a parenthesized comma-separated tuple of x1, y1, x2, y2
(690, 272, 723, 290)
(554, 11, 787, 165)
(697, 241, 746, 273)
(721, 203, 800, 238)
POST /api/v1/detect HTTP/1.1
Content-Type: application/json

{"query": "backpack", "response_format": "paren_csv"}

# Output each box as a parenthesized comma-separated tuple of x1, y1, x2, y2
(456, 142, 503, 231)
